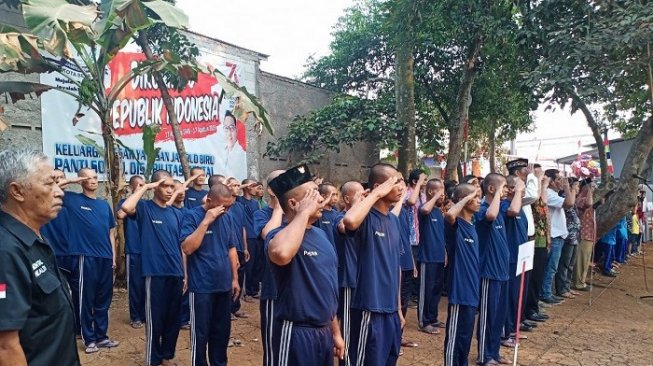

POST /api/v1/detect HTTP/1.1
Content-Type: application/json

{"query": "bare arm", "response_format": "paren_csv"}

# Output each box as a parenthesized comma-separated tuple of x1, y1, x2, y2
(390, 198, 403, 217)
(331, 317, 345, 360)
(563, 183, 577, 209)
(444, 191, 477, 225)
(485, 183, 506, 222)
(261, 201, 283, 239)
(110, 227, 117, 268)
(268, 190, 320, 266)
(343, 178, 398, 231)
(121, 180, 162, 215)
(405, 175, 425, 206)
(419, 188, 443, 216)
(0, 331, 26, 366)
(507, 180, 525, 217)
(228, 247, 240, 300)
(181, 206, 225, 255)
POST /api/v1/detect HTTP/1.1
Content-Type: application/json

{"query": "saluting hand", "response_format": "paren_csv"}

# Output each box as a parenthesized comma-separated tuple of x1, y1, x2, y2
(372, 177, 400, 199)
(144, 179, 165, 190)
(295, 189, 321, 215)
(204, 205, 226, 224)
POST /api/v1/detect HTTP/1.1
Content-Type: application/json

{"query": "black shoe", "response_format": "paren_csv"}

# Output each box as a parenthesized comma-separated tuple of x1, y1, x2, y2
(603, 271, 617, 278)
(526, 314, 547, 322)
(553, 295, 566, 301)
(520, 323, 534, 332)
(574, 286, 591, 292)
(522, 320, 538, 328)
(536, 313, 549, 320)
(540, 297, 564, 305)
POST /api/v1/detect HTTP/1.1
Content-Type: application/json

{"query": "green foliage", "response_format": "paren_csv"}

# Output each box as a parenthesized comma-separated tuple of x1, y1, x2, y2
(520, 0, 653, 135)
(298, 0, 535, 160)
(265, 94, 399, 164)
(142, 124, 161, 179)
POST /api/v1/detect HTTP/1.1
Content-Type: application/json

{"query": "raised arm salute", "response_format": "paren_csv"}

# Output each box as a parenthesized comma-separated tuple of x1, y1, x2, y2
(343, 163, 406, 366)
(264, 165, 344, 365)
(121, 170, 184, 366)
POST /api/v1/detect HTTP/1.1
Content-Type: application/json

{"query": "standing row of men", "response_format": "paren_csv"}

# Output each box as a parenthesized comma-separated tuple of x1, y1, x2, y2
(0, 147, 627, 366)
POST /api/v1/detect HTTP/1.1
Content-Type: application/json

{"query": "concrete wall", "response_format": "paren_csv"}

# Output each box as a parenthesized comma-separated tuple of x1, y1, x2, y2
(258, 71, 378, 184)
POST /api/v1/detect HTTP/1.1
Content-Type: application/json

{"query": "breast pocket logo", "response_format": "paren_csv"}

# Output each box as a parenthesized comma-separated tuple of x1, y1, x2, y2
(463, 237, 475, 244)
(303, 250, 318, 257)
(32, 259, 47, 277)
(374, 231, 386, 238)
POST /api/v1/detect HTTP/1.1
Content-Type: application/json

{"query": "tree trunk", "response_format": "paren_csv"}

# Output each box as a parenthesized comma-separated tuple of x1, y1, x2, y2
(136, 31, 191, 179)
(395, 42, 416, 177)
(569, 90, 608, 182)
(100, 117, 126, 283)
(489, 127, 496, 173)
(445, 35, 482, 181)
(595, 116, 653, 237)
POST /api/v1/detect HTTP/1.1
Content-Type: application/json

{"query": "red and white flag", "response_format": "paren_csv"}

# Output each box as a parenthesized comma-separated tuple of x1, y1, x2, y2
(0, 283, 6, 299)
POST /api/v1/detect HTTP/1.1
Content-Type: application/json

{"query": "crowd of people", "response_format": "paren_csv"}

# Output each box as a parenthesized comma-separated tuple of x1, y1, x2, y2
(0, 148, 648, 366)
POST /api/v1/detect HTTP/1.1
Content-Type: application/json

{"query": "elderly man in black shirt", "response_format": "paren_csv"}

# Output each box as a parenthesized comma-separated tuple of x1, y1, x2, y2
(0, 149, 80, 366)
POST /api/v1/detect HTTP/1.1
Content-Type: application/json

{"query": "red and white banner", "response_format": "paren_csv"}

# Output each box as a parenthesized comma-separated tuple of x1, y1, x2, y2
(41, 50, 250, 180)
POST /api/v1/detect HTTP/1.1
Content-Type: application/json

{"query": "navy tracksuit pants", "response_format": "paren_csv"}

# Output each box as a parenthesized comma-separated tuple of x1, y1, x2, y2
(477, 278, 508, 364)
(146, 276, 183, 366)
(443, 303, 476, 366)
(232, 251, 246, 313)
(260, 299, 280, 366)
(69, 256, 113, 345)
(271, 321, 333, 366)
(190, 291, 232, 366)
(418, 262, 445, 327)
(127, 254, 145, 323)
(348, 309, 401, 366)
(245, 238, 263, 296)
(337, 287, 355, 366)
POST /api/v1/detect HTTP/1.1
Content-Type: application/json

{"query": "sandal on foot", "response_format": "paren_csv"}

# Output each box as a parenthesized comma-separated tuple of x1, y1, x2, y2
(401, 339, 418, 347)
(85, 343, 99, 354)
(130, 321, 144, 329)
(498, 356, 511, 364)
(432, 321, 446, 328)
(97, 339, 120, 348)
(419, 324, 440, 334)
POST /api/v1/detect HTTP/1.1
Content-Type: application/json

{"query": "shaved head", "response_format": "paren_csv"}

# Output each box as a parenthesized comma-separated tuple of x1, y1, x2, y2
(368, 163, 397, 186)
(452, 183, 475, 203)
(482, 173, 505, 193)
(341, 180, 363, 196)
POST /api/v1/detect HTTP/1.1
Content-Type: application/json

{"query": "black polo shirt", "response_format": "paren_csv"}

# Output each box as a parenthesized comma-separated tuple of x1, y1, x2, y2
(0, 211, 80, 366)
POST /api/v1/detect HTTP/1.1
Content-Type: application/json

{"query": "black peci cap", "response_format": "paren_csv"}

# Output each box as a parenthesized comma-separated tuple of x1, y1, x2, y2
(268, 164, 313, 197)
(506, 158, 528, 171)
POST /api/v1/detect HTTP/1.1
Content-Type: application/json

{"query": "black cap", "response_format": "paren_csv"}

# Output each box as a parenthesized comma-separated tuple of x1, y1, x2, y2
(506, 158, 528, 171)
(269, 164, 313, 197)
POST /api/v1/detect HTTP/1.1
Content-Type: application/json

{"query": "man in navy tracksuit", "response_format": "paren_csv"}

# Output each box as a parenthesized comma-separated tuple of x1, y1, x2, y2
(474, 173, 518, 366)
(121, 170, 184, 366)
(41, 169, 72, 278)
(225, 177, 249, 318)
(239, 178, 263, 301)
(253, 170, 285, 366)
(265, 165, 344, 365)
(342, 163, 405, 366)
(502, 175, 529, 347)
(180, 183, 240, 366)
(417, 179, 447, 334)
(335, 180, 365, 365)
(316, 182, 342, 249)
(184, 167, 208, 209)
(443, 184, 481, 366)
(65, 168, 119, 353)
(118, 175, 146, 329)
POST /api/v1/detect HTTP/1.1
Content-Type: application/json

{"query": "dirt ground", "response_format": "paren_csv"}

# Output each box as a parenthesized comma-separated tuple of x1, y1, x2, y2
(80, 242, 653, 366)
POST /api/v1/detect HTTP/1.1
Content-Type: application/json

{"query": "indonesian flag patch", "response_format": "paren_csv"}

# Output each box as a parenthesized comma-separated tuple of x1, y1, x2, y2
(0, 283, 6, 299)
